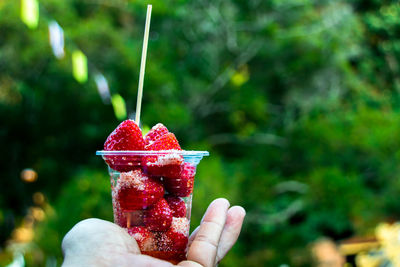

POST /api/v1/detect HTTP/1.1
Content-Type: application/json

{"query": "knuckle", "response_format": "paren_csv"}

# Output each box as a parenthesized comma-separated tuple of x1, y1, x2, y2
(195, 232, 219, 249)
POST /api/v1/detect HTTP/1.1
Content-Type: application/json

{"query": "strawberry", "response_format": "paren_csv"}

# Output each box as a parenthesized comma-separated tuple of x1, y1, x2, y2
(166, 196, 186, 218)
(104, 119, 145, 150)
(157, 217, 189, 252)
(164, 162, 195, 197)
(143, 154, 184, 178)
(112, 197, 127, 228)
(127, 227, 156, 251)
(145, 132, 181, 151)
(143, 132, 183, 177)
(116, 170, 164, 211)
(144, 123, 169, 146)
(104, 120, 145, 172)
(144, 198, 173, 231)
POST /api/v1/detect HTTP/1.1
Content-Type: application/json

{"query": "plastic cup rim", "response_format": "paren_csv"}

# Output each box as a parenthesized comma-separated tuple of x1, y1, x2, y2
(96, 150, 209, 157)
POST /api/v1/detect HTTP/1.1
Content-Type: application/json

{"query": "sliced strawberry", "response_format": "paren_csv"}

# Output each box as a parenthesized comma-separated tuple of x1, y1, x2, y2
(157, 217, 189, 252)
(165, 196, 186, 218)
(127, 226, 156, 251)
(144, 123, 169, 146)
(144, 198, 173, 231)
(143, 153, 184, 178)
(145, 132, 181, 151)
(164, 162, 195, 197)
(104, 120, 145, 172)
(116, 170, 164, 211)
(143, 132, 183, 177)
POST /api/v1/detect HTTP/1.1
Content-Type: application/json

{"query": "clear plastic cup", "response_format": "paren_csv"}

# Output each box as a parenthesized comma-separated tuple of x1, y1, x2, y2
(96, 150, 209, 264)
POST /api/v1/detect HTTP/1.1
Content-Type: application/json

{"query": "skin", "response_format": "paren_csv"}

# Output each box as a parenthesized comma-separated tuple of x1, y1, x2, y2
(62, 198, 245, 267)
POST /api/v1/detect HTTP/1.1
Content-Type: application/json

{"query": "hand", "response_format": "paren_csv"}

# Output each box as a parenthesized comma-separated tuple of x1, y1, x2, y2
(62, 198, 245, 267)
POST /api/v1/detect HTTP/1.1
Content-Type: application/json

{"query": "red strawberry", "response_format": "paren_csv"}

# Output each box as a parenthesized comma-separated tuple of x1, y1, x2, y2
(127, 227, 156, 251)
(145, 132, 181, 150)
(116, 170, 164, 211)
(104, 120, 145, 172)
(112, 197, 127, 228)
(104, 120, 145, 150)
(144, 198, 173, 231)
(143, 154, 184, 178)
(144, 123, 169, 146)
(164, 162, 195, 197)
(157, 217, 189, 252)
(166, 196, 186, 218)
(143, 133, 183, 177)
(114, 207, 145, 228)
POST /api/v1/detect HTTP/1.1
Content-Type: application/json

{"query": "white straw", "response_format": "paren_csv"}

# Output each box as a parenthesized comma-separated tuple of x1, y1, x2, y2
(135, 4, 152, 125)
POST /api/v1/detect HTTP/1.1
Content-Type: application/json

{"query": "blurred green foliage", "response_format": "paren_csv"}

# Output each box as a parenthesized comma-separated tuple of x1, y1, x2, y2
(2, 0, 400, 266)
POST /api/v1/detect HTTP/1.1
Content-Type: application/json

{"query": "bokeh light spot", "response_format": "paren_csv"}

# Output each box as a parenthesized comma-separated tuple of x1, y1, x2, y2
(12, 227, 34, 243)
(33, 192, 45, 205)
(30, 207, 45, 221)
(21, 168, 38, 183)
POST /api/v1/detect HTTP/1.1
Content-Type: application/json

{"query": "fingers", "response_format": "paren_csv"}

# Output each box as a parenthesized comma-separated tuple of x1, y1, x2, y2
(184, 198, 230, 267)
(114, 254, 174, 267)
(176, 260, 203, 267)
(215, 206, 246, 263)
(186, 206, 246, 265)
(187, 226, 200, 248)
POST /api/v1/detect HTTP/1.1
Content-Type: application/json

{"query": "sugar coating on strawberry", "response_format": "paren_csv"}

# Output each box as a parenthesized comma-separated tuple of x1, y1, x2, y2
(104, 120, 145, 151)
(144, 198, 173, 231)
(157, 217, 189, 252)
(170, 217, 190, 236)
(143, 132, 183, 177)
(164, 162, 195, 197)
(118, 170, 147, 190)
(115, 170, 164, 211)
(166, 196, 186, 217)
(146, 153, 184, 167)
(127, 227, 156, 251)
(145, 123, 169, 146)
(112, 196, 127, 228)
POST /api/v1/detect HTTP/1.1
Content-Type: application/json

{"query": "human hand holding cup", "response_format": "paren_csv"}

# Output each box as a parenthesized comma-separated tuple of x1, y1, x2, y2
(62, 198, 245, 267)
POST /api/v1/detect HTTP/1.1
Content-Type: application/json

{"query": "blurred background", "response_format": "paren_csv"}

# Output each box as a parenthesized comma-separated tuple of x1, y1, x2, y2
(1, 0, 400, 266)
